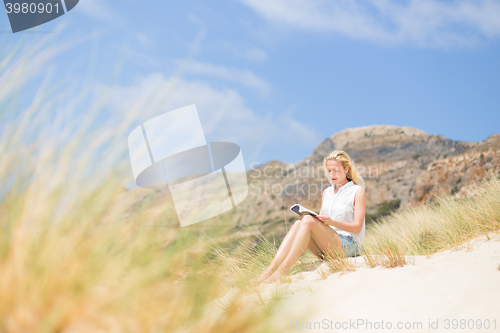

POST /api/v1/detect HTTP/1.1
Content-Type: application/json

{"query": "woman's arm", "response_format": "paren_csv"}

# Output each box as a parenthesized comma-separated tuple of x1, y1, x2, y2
(316, 187, 366, 234)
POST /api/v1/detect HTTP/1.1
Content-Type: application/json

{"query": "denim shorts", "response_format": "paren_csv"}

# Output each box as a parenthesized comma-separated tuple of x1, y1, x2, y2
(339, 234, 360, 257)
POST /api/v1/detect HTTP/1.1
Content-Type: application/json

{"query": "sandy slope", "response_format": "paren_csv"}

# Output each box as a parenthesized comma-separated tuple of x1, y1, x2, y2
(249, 232, 500, 332)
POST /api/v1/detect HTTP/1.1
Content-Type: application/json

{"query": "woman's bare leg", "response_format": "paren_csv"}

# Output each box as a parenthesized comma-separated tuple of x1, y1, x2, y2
(265, 215, 342, 282)
(253, 219, 303, 283)
(306, 238, 324, 260)
(253, 226, 325, 283)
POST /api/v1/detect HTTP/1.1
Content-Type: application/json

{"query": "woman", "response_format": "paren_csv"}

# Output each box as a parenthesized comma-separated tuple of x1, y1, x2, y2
(253, 150, 366, 283)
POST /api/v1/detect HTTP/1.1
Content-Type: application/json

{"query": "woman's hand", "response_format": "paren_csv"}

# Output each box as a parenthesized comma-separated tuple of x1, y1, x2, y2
(315, 214, 333, 226)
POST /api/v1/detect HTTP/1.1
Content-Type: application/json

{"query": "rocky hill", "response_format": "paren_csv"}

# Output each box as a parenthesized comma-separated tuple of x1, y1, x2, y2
(117, 125, 500, 246)
(297, 125, 498, 208)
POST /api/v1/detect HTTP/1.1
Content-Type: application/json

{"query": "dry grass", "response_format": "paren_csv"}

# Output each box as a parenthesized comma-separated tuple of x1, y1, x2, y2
(361, 247, 380, 268)
(316, 265, 330, 280)
(363, 173, 500, 267)
(208, 233, 279, 290)
(321, 246, 357, 275)
(0, 38, 280, 333)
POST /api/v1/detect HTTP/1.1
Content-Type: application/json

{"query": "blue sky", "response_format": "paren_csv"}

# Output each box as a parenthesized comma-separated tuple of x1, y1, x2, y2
(2, 0, 500, 179)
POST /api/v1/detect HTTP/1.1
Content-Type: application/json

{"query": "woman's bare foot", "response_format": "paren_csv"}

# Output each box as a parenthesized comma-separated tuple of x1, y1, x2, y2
(263, 267, 288, 283)
(251, 277, 263, 284)
(251, 266, 277, 284)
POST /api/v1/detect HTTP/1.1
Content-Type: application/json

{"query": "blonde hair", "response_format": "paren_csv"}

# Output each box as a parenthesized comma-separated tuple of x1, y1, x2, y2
(324, 150, 365, 188)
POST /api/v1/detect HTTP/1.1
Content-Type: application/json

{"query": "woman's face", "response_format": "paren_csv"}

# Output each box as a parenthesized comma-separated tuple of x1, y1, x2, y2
(326, 159, 348, 185)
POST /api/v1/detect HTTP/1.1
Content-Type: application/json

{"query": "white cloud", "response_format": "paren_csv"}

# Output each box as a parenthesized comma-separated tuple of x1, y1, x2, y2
(239, 0, 500, 47)
(135, 33, 155, 48)
(174, 60, 271, 96)
(99, 73, 319, 168)
(236, 48, 268, 61)
(77, 0, 118, 20)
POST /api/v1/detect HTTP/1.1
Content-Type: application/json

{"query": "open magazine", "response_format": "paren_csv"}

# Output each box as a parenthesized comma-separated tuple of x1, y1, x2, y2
(290, 204, 319, 217)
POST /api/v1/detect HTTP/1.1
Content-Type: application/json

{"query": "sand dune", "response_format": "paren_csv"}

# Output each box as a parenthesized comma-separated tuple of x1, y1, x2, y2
(249, 232, 500, 332)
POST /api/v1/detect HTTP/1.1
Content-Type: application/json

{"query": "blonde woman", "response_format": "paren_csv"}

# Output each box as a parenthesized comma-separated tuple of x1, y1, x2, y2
(253, 151, 366, 283)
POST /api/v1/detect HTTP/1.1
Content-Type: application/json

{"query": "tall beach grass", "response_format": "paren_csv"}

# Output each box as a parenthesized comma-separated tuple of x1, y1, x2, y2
(0, 36, 280, 333)
(363, 173, 500, 267)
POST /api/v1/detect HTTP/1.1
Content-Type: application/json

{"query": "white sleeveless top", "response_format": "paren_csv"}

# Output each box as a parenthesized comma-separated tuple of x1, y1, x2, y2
(320, 181, 365, 247)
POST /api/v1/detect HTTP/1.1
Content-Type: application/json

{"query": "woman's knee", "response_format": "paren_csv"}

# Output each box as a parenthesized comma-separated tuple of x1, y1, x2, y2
(302, 215, 320, 228)
(292, 219, 302, 229)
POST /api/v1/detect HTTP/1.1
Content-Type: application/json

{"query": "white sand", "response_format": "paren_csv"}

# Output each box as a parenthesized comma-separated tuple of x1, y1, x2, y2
(249, 232, 500, 332)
